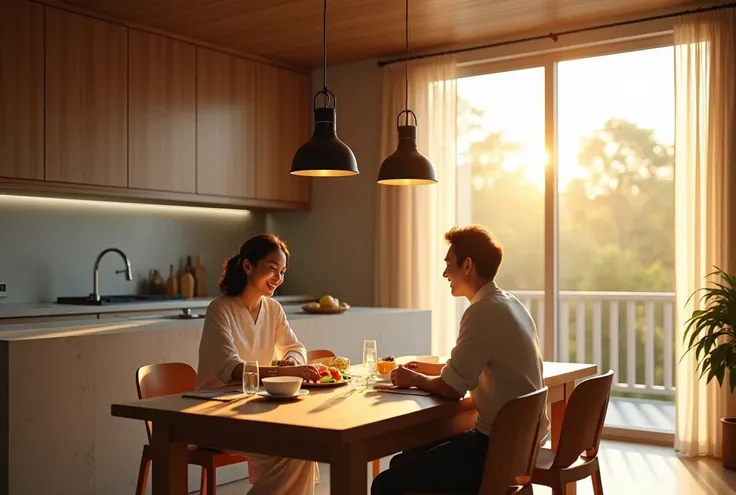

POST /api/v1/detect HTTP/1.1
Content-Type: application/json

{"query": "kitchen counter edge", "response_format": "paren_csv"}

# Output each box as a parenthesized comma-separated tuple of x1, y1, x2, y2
(0, 295, 316, 320)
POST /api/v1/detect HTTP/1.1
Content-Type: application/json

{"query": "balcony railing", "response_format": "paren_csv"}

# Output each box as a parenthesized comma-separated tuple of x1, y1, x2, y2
(511, 290, 676, 398)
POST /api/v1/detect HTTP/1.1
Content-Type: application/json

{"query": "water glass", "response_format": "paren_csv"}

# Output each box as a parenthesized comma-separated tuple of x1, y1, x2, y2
(242, 361, 259, 395)
(350, 372, 370, 392)
(363, 339, 377, 376)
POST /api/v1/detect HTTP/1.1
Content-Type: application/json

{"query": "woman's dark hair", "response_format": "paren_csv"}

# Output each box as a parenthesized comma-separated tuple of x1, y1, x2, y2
(218, 233, 290, 297)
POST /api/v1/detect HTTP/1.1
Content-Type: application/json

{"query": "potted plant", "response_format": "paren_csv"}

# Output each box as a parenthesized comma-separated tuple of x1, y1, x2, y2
(683, 266, 736, 469)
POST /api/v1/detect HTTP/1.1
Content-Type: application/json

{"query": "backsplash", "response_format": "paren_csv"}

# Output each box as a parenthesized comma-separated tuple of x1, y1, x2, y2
(0, 195, 266, 303)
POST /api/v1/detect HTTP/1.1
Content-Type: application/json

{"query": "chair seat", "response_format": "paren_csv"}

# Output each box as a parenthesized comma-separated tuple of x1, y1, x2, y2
(533, 447, 599, 485)
(535, 447, 596, 471)
(142, 443, 247, 468)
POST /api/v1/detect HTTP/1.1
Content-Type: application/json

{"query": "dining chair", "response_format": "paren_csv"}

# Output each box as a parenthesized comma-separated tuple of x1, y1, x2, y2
(410, 386, 549, 495)
(531, 369, 614, 495)
(135, 362, 248, 495)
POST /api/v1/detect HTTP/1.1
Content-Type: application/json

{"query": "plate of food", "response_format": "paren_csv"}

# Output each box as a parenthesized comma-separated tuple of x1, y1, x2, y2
(302, 295, 351, 314)
(302, 362, 352, 388)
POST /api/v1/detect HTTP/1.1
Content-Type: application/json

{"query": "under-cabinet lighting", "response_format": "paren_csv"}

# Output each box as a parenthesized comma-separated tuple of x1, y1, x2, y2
(0, 194, 251, 219)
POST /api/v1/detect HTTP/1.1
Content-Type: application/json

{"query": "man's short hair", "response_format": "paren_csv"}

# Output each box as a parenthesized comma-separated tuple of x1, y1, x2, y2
(445, 224, 503, 280)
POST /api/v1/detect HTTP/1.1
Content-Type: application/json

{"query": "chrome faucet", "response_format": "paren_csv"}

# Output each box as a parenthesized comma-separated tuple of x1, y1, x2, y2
(90, 248, 133, 302)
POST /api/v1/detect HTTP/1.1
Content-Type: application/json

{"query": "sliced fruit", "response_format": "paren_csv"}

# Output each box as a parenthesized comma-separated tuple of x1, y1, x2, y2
(328, 367, 343, 381)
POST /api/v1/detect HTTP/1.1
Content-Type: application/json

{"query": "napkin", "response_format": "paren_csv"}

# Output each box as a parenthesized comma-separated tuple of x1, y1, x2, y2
(181, 387, 245, 402)
(373, 384, 431, 396)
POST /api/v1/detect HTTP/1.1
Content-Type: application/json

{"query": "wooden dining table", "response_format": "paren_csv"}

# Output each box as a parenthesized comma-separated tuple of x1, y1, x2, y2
(111, 360, 596, 495)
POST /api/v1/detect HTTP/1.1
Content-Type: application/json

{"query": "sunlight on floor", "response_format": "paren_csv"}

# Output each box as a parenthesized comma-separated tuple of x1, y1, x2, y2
(202, 440, 736, 495)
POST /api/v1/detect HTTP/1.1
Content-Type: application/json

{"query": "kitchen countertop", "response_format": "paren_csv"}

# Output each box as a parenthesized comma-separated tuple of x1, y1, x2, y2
(0, 305, 426, 341)
(0, 294, 316, 320)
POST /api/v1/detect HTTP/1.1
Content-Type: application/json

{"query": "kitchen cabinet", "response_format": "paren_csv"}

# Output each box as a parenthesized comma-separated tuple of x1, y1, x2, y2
(0, 0, 44, 180)
(0, 4, 312, 210)
(45, 8, 128, 187)
(129, 30, 196, 193)
(196, 47, 257, 198)
(256, 64, 311, 204)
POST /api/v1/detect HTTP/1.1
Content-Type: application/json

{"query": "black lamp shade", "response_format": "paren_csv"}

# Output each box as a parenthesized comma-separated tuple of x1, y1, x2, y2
(377, 124, 437, 185)
(290, 107, 359, 177)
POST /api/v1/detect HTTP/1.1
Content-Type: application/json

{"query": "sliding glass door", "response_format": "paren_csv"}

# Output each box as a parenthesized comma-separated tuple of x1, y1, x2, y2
(457, 37, 675, 438)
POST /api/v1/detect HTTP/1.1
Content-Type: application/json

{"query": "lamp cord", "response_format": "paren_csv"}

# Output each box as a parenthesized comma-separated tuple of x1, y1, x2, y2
(323, 0, 328, 95)
(404, 0, 408, 125)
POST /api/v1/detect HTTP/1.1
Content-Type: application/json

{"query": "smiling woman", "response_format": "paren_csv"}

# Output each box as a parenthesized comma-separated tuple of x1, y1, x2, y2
(195, 232, 321, 495)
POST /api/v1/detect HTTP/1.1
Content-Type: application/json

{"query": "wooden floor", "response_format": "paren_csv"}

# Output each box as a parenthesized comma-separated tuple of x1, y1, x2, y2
(606, 396, 676, 432)
(207, 440, 736, 495)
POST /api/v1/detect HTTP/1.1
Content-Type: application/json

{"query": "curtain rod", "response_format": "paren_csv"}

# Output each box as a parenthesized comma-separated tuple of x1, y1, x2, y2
(376, 1, 736, 67)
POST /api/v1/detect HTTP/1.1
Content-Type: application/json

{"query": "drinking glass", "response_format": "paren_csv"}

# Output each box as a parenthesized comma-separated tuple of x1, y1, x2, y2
(242, 361, 259, 396)
(350, 371, 370, 392)
(363, 339, 378, 377)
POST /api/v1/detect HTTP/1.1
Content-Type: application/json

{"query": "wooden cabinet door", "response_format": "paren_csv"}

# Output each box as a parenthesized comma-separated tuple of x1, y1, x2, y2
(256, 64, 311, 204)
(196, 47, 257, 198)
(0, 0, 43, 180)
(45, 8, 128, 187)
(129, 30, 196, 193)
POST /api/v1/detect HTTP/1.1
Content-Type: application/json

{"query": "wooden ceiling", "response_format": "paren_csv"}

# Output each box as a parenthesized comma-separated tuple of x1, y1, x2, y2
(57, 0, 711, 68)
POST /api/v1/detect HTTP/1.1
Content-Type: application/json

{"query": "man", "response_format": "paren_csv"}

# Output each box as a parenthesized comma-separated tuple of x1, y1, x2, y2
(371, 224, 549, 495)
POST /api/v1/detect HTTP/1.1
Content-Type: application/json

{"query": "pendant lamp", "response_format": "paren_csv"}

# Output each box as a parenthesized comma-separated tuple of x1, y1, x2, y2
(290, 0, 359, 177)
(377, 0, 437, 185)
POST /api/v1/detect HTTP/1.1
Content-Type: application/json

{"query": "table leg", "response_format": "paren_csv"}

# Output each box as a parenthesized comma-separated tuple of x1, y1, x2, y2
(151, 421, 188, 495)
(331, 446, 368, 495)
(550, 381, 576, 495)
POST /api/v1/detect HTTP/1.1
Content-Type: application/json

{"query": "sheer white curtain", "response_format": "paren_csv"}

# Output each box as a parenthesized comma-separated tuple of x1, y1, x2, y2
(674, 9, 736, 457)
(375, 56, 458, 356)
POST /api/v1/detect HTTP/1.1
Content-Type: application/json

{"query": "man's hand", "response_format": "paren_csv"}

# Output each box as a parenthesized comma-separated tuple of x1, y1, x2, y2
(390, 365, 421, 388)
(404, 361, 443, 376)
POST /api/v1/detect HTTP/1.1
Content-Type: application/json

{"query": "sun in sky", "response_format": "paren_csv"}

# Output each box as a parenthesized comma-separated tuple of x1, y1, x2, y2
(457, 45, 674, 190)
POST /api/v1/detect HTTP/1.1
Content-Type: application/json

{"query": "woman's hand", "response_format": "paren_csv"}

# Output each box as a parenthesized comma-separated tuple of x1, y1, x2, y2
(271, 356, 299, 367)
(281, 356, 298, 366)
(280, 364, 321, 382)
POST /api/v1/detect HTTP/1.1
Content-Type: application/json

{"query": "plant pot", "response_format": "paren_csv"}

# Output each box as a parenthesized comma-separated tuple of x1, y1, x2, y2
(722, 418, 736, 470)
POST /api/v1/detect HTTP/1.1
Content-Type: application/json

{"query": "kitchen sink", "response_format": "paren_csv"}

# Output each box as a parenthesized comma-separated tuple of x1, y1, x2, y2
(159, 312, 206, 320)
(56, 294, 185, 306)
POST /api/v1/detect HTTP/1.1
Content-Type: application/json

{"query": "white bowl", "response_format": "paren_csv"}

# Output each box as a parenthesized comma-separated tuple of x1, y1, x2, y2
(261, 376, 303, 396)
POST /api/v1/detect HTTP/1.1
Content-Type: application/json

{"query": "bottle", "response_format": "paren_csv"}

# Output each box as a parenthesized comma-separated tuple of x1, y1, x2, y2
(165, 264, 178, 296)
(180, 257, 195, 299)
(194, 255, 206, 298)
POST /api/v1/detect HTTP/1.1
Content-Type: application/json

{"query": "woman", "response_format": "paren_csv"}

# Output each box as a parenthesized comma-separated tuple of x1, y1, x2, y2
(195, 233, 320, 495)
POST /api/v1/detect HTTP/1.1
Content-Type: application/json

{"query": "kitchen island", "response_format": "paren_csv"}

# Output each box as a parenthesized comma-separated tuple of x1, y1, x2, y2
(0, 305, 431, 495)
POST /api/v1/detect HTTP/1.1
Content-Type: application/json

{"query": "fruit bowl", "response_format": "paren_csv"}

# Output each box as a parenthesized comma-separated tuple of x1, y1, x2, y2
(302, 295, 351, 314)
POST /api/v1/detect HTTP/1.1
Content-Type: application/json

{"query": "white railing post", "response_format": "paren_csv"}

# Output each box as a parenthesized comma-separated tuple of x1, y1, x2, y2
(664, 302, 674, 392)
(626, 301, 636, 388)
(645, 301, 655, 390)
(576, 300, 586, 363)
(610, 300, 619, 386)
(593, 301, 602, 374)
(559, 299, 570, 362)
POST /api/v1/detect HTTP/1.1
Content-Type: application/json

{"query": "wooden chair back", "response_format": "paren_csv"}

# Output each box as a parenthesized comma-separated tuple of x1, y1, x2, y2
(307, 349, 336, 362)
(552, 369, 614, 468)
(479, 386, 549, 494)
(136, 362, 197, 443)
